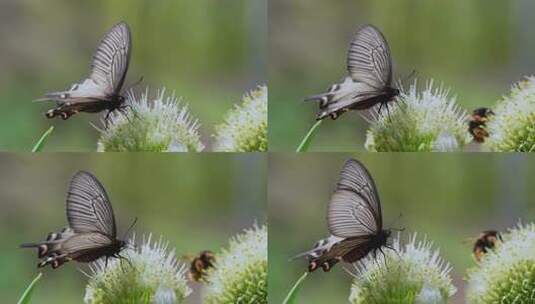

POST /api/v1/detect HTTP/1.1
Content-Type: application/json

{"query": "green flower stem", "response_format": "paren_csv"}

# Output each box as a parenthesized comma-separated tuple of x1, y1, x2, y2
(18, 272, 42, 304)
(296, 120, 323, 152)
(282, 272, 308, 304)
(32, 126, 54, 152)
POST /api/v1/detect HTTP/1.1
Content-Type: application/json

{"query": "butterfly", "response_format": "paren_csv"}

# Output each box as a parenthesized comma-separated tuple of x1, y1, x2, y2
(20, 171, 132, 269)
(294, 159, 393, 272)
(36, 22, 132, 121)
(186, 250, 216, 282)
(472, 230, 501, 262)
(305, 24, 399, 120)
(468, 107, 494, 143)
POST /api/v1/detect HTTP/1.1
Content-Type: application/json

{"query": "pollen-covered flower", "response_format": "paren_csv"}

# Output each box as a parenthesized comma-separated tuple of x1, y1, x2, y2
(213, 85, 267, 152)
(204, 224, 267, 304)
(97, 88, 204, 152)
(466, 223, 535, 304)
(365, 80, 470, 152)
(84, 234, 191, 304)
(485, 77, 535, 152)
(349, 233, 456, 304)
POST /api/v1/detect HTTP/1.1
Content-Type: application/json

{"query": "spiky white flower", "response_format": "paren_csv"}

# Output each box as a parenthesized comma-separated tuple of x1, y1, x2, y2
(365, 80, 470, 152)
(84, 234, 191, 304)
(485, 77, 535, 152)
(97, 88, 204, 152)
(213, 85, 268, 152)
(349, 233, 456, 304)
(204, 224, 267, 304)
(466, 223, 535, 304)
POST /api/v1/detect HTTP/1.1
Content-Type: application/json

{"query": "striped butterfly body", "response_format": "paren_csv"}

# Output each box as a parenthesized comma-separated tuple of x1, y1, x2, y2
(305, 24, 399, 120)
(21, 171, 127, 269)
(37, 22, 132, 121)
(294, 159, 392, 272)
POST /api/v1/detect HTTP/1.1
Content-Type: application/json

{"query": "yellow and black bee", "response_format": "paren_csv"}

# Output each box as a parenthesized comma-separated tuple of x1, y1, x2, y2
(473, 230, 502, 261)
(468, 107, 494, 143)
(187, 250, 216, 282)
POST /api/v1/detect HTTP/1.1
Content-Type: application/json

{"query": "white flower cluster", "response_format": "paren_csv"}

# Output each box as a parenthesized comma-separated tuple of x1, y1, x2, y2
(349, 233, 456, 304)
(97, 88, 204, 152)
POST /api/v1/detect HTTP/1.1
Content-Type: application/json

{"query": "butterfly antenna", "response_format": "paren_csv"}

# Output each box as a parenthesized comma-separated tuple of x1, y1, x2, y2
(122, 217, 138, 240)
(389, 213, 405, 231)
(125, 76, 144, 92)
(401, 69, 417, 88)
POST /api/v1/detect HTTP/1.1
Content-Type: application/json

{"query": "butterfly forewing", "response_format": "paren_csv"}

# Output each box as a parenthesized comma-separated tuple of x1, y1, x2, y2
(67, 171, 116, 237)
(90, 22, 131, 95)
(347, 24, 392, 88)
(327, 159, 382, 239)
(328, 190, 379, 238)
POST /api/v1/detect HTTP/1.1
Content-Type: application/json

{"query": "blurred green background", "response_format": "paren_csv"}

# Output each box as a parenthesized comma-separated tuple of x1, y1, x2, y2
(269, 0, 535, 151)
(269, 153, 535, 303)
(0, 0, 266, 151)
(3, 153, 266, 303)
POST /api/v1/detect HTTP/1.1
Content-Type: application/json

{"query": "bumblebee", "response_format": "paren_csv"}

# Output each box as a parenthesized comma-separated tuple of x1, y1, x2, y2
(187, 250, 216, 282)
(468, 107, 494, 143)
(473, 230, 502, 261)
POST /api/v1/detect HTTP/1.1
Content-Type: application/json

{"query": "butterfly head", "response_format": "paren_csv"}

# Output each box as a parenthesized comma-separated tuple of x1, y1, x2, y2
(387, 87, 400, 98)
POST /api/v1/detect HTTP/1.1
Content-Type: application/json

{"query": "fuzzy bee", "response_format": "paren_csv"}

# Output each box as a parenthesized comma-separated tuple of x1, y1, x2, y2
(468, 107, 494, 143)
(187, 250, 216, 282)
(473, 230, 502, 262)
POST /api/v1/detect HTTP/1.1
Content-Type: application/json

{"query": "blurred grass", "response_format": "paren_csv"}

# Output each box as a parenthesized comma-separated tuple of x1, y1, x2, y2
(269, 0, 535, 151)
(3, 153, 266, 303)
(0, 0, 266, 151)
(269, 153, 535, 303)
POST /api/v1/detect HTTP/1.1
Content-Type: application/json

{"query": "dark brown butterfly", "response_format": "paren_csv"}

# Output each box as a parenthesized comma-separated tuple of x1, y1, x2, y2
(473, 230, 501, 262)
(305, 24, 399, 120)
(293, 159, 393, 272)
(20, 171, 129, 269)
(186, 250, 216, 282)
(36, 22, 132, 121)
(468, 107, 494, 143)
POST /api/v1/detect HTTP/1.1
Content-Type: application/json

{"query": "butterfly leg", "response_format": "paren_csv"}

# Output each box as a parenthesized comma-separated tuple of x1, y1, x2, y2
(105, 256, 109, 269)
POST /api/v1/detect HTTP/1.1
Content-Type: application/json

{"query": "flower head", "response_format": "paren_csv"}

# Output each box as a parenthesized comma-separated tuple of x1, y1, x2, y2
(97, 88, 204, 152)
(213, 85, 268, 152)
(204, 224, 267, 304)
(349, 233, 456, 304)
(466, 223, 535, 304)
(84, 234, 191, 304)
(485, 77, 535, 151)
(365, 80, 470, 152)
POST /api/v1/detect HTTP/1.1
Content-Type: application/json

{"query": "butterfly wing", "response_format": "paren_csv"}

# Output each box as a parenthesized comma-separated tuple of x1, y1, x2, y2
(66, 171, 117, 238)
(90, 21, 131, 96)
(327, 159, 383, 239)
(347, 24, 392, 89)
(20, 230, 114, 268)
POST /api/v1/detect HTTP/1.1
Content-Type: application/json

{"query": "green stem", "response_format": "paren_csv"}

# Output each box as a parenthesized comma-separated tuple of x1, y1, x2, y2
(31, 126, 54, 152)
(296, 120, 323, 152)
(17, 273, 43, 304)
(282, 272, 309, 304)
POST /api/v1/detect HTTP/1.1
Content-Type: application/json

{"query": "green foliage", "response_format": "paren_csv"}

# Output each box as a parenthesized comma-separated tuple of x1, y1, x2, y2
(296, 120, 322, 152)
(17, 273, 42, 304)
(282, 272, 308, 304)
(31, 126, 54, 152)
